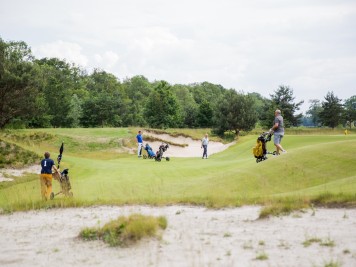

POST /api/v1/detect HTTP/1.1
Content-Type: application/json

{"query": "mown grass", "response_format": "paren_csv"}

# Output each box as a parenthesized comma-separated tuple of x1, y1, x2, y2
(0, 128, 355, 215)
(79, 214, 167, 247)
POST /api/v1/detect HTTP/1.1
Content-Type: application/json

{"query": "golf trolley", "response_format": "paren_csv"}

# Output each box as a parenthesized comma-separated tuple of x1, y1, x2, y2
(50, 169, 73, 199)
(143, 143, 156, 159)
(155, 143, 170, 161)
(50, 142, 73, 199)
(142, 142, 170, 161)
(253, 132, 276, 163)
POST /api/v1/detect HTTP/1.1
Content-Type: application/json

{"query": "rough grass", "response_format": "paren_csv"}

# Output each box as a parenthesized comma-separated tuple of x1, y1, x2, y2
(302, 236, 335, 248)
(143, 135, 188, 147)
(79, 214, 167, 247)
(0, 139, 40, 168)
(0, 128, 355, 215)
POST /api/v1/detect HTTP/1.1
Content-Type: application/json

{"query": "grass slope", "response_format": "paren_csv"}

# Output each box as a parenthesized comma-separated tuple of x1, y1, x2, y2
(0, 128, 355, 212)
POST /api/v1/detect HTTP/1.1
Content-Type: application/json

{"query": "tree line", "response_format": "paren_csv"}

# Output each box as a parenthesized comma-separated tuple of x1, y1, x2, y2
(1, 38, 355, 134)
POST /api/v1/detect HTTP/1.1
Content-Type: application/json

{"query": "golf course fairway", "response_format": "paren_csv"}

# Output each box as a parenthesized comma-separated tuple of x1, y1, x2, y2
(0, 128, 355, 212)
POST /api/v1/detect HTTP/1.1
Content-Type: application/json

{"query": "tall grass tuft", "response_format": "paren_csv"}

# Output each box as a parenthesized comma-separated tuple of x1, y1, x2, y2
(79, 214, 167, 247)
(311, 192, 356, 207)
(259, 197, 309, 219)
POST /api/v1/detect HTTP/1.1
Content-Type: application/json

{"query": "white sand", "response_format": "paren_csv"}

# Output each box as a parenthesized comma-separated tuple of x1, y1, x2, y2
(0, 205, 355, 267)
(0, 165, 41, 182)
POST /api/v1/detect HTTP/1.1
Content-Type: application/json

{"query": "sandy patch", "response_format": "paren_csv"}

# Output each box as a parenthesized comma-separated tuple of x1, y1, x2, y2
(0, 165, 40, 182)
(0, 205, 355, 267)
(143, 132, 235, 158)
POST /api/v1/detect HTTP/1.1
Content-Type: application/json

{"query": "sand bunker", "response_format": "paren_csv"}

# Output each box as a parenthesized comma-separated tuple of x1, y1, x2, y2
(0, 205, 355, 267)
(143, 132, 235, 158)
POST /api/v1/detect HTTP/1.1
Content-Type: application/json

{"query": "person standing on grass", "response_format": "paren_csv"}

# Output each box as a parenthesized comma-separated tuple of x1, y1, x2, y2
(40, 152, 59, 200)
(201, 133, 209, 159)
(136, 130, 143, 158)
(269, 109, 286, 155)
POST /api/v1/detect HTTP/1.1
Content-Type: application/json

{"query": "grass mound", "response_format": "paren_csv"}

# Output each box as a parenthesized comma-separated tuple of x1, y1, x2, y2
(79, 214, 167, 247)
(0, 139, 40, 168)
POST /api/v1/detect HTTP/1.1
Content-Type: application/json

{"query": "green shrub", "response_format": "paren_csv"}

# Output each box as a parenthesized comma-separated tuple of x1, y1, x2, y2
(255, 252, 268, 260)
(80, 228, 99, 241)
(302, 237, 322, 247)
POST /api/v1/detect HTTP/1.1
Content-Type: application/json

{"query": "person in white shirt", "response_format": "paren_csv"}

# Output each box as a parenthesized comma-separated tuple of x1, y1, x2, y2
(201, 133, 209, 159)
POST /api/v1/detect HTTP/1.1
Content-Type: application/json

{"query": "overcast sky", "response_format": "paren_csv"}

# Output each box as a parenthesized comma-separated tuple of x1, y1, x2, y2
(1, 0, 355, 113)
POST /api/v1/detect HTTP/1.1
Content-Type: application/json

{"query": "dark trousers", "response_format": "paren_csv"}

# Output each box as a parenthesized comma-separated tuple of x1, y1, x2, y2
(202, 145, 208, 158)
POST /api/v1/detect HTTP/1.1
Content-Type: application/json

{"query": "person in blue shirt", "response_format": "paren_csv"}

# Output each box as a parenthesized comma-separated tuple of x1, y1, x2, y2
(136, 130, 143, 157)
(40, 152, 59, 200)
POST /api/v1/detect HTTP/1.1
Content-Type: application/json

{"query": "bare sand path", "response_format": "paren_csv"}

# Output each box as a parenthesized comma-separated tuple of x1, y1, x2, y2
(0, 165, 41, 182)
(0, 205, 355, 267)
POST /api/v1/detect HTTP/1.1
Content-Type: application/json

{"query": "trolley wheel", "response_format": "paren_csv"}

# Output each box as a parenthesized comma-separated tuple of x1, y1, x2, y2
(143, 155, 147, 159)
(50, 192, 54, 200)
(166, 157, 170, 161)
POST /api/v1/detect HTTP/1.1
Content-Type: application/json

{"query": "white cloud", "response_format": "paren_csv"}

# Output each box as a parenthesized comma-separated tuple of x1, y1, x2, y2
(93, 51, 119, 70)
(33, 40, 88, 67)
(1, 0, 356, 114)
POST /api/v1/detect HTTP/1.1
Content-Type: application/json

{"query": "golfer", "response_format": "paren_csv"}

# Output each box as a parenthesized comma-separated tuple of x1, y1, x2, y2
(136, 130, 143, 158)
(269, 109, 286, 155)
(40, 152, 59, 200)
(201, 133, 209, 159)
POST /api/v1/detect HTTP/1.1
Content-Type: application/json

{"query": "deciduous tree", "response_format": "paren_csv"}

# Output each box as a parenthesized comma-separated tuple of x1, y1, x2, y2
(213, 90, 258, 136)
(145, 81, 182, 129)
(0, 39, 41, 128)
(343, 95, 356, 129)
(306, 99, 323, 126)
(319, 91, 343, 129)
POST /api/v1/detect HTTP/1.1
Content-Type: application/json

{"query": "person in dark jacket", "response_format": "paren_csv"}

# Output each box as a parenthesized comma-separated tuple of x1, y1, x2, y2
(40, 152, 59, 200)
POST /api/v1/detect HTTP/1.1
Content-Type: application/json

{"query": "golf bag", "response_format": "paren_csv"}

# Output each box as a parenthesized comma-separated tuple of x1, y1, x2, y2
(155, 143, 170, 162)
(143, 143, 156, 159)
(253, 132, 275, 163)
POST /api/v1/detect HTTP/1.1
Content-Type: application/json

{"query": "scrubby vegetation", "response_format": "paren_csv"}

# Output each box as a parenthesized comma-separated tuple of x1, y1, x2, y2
(0, 139, 40, 168)
(79, 214, 167, 247)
